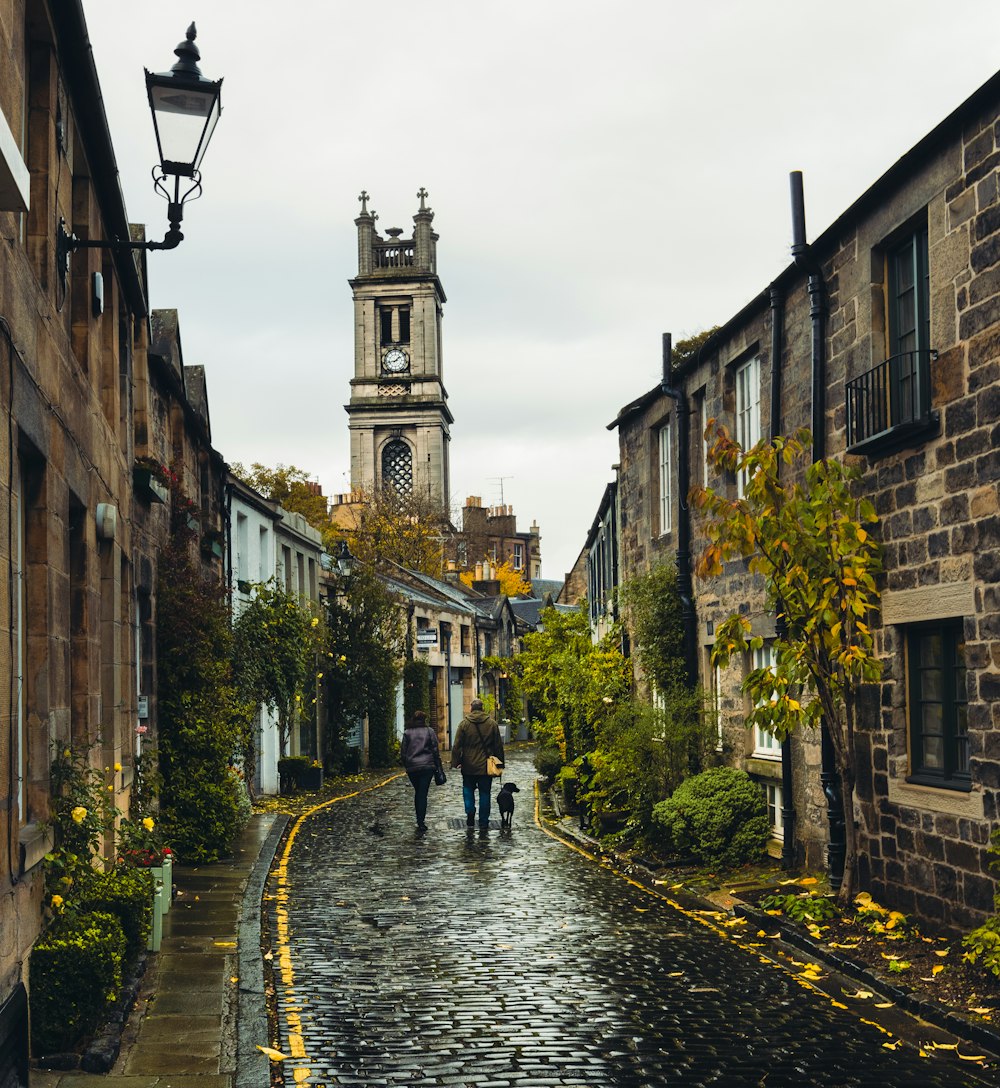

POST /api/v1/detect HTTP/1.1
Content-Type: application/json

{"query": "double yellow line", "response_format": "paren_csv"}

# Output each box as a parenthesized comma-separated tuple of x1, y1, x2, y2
(270, 774, 403, 1085)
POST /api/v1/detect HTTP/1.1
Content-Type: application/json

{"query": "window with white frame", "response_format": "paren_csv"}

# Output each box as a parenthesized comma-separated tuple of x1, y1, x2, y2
(697, 389, 710, 489)
(735, 355, 761, 497)
(658, 421, 672, 535)
(751, 642, 781, 758)
(513, 542, 524, 570)
(764, 781, 784, 836)
(706, 649, 723, 751)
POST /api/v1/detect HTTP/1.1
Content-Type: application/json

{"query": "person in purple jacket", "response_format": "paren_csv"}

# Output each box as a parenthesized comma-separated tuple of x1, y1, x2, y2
(399, 710, 442, 832)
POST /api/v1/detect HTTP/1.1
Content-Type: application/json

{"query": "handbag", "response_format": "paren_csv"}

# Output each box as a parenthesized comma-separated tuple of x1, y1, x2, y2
(433, 765, 447, 786)
(476, 721, 504, 777)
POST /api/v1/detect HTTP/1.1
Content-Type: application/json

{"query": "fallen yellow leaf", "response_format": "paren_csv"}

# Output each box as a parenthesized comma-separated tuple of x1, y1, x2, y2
(931, 965, 944, 976)
(230, 976, 239, 984)
(830, 1000, 848, 1009)
(874, 1002, 895, 1009)
(933, 948, 949, 957)
(969, 1006, 994, 1015)
(882, 1039, 901, 1050)
(257, 1045, 288, 1061)
(667, 971, 685, 977)
(842, 990, 874, 1000)
(797, 877, 818, 886)
(214, 941, 237, 948)
(958, 1053, 988, 1062)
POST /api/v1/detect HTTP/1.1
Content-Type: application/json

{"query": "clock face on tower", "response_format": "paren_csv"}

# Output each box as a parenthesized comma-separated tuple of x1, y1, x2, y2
(382, 348, 409, 374)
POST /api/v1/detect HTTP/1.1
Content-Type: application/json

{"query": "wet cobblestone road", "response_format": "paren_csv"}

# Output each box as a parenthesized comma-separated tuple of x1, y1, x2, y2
(268, 751, 995, 1087)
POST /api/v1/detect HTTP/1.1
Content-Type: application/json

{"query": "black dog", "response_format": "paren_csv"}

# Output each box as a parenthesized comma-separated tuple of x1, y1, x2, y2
(496, 782, 520, 828)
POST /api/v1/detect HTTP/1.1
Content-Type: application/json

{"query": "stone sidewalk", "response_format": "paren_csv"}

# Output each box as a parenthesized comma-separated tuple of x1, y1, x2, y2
(33, 812, 286, 1088)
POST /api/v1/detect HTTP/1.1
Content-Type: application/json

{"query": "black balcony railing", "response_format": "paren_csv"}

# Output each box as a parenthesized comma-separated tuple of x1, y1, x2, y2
(845, 348, 937, 454)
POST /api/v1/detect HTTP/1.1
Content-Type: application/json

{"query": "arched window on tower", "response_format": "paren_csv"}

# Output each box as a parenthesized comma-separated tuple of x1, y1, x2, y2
(382, 439, 413, 496)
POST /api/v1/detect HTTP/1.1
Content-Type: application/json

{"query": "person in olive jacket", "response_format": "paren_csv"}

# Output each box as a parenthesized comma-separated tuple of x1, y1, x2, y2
(450, 698, 504, 829)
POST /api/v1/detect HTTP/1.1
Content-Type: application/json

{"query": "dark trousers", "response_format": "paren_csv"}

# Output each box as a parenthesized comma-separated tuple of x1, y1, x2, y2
(407, 769, 434, 825)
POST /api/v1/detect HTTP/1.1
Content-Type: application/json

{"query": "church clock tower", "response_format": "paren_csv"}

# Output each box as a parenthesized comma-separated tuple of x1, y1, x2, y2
(345, 188, 452, 512)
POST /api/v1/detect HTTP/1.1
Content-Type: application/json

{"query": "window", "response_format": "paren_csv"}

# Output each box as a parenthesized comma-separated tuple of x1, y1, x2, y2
(379, 307, 393, 346)
(750, 643, 780, 759)
(258, 526, 270, 581)
(381, 439, 413, 496)
(236, 513, 248, 582)
(513, 542, 523, 571)
(399, 307, 410, 343)
(846, 223, 933, 452)
(735, 356, 760, 496)
(706, 649, 723, 751)
(764, 782, 784, 837)
(696, 389, 709, 489)
(658, 421, 672, 535)
(887, 225, 931, 430)
(907, 621, 968, 787)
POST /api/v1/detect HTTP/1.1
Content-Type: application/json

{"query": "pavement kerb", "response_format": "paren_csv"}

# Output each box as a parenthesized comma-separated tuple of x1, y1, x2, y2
(536, 782, 1000, 1062)
(236, 812, 289, 1088)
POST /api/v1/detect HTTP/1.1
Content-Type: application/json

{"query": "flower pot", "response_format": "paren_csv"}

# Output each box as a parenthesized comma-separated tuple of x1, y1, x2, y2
(161, 854, 173, 914)
(147, 873, 164, 952)
(299, 766, 323, 791)
(134, 466, 169, 505)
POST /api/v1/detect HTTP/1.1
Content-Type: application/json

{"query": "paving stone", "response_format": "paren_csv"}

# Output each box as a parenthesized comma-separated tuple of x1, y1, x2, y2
(268, 751, 997, 1087)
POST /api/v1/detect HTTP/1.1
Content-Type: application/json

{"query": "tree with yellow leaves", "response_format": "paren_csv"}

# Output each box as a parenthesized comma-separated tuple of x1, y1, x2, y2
(459, 557, 531, 598)
(693, 426, 882, 905)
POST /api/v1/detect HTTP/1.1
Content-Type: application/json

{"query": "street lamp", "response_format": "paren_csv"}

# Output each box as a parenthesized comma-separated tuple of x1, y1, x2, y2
(334, 540, 355, 579)
(57, 23, 223, 285)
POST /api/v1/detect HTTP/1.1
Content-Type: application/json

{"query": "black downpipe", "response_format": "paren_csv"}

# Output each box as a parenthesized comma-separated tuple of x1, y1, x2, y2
(660, 334, 698, 687)
(790, 170, 844, 889)
(769, 285, 797, 871)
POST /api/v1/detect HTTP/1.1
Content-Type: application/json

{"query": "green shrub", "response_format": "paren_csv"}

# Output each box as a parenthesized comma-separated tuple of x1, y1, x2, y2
(30, 911, 126, 1054)
(403, 659, 430, 721)
(278, 755, 312, 790)
(77, 868, 154, 963)
(963, 916, 1000, 978)
(760, 891, 840, 923)
(651, 767, 769, 867)
(534, 746, 563, 784)
(163, 767, 245, 864)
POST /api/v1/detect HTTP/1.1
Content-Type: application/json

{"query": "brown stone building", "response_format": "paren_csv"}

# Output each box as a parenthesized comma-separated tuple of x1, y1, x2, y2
(610, 69, 1000, 929)
(0, 1, 227, 1065)
(446, 495, 541, 581)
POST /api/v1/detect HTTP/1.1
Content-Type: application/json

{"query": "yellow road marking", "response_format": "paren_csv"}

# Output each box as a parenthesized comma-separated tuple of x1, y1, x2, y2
(272, 773, 404, 1079)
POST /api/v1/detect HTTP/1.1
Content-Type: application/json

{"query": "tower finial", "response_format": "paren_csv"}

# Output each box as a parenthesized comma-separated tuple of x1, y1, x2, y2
(417, 187, 429, 212)
(358, 190, 370, 215)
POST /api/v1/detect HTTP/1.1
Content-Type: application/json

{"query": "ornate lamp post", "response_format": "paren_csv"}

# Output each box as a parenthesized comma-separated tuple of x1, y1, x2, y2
(57, 23, 223, 284)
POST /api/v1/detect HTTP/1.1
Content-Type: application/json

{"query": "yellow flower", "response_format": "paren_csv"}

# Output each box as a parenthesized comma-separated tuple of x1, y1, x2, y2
(311, 617, 319, 627)
(114, 762, 122, 772)
(71, 806, 88, 824)
(142, 816, 155, 833)
(107, 784, 114, 791)
(50, 895, 64, 909)
(63, 748, 71, 758)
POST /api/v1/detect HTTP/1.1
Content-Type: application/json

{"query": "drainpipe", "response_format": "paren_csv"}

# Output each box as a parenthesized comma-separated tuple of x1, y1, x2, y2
(769, 284, 798, 871)
(660, 334, 698, 687)
(790, 171, 844, 889)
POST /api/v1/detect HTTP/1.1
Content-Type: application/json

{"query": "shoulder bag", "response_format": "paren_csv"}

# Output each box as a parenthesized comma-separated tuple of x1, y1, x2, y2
(476, 722, 504, 777)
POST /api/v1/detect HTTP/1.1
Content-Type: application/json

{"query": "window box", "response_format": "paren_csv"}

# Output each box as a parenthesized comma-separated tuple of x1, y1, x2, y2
(134, 466, 169, 504)
(846, 349, 938, 455)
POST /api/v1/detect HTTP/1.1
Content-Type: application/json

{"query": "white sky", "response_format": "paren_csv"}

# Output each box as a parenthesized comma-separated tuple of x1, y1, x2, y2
(83, 1, 1000, 579)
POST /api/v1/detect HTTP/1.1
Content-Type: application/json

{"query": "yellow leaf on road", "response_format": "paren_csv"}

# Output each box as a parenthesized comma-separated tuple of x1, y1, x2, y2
(958, 1053, 988, 1062)
(931, 965, 944, 976)
(969, 1006, 994, 1015)
(667, 971, 684, 977)
(874, 1002, 895, 1009)
(257, 1045, 288, 1061)
(842, 990, 874, 1000)
(797, 877, 818, 886)
(933, 948, 949, 957)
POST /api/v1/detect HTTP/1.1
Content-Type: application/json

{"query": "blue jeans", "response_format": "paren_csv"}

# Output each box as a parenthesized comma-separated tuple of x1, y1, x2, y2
(462, 774, 493, 825)
(407, 769, 434, 826)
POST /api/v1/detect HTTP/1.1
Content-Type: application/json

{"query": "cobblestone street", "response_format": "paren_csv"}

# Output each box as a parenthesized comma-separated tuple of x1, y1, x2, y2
(268, 751, 996, 1087)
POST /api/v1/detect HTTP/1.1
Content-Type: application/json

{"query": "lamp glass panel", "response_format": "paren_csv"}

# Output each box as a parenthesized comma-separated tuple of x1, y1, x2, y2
(150, 83, 220, 171)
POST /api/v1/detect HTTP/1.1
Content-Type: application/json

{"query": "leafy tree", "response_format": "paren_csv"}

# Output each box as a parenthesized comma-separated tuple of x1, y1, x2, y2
(230, 462, 330, 534)
(620, 560, 689, 696)
(511, 605, 631, 760)
(459, 557, 532, 597)
(156, 530, 254, 863)
(324, 565, 406, 767)
(693, 426, 882, 904)
(336, 486, 451, 576)
(232, 580, 329, 764)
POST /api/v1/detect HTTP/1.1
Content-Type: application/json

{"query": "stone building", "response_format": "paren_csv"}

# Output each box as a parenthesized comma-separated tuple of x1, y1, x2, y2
(446, 495, 541, 580)
(0, 2, 230, 1066)
(610, 69, 1000, 928)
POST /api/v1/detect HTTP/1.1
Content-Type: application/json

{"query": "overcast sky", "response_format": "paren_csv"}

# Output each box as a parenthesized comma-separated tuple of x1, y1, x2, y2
(84, 1, 1000, 579)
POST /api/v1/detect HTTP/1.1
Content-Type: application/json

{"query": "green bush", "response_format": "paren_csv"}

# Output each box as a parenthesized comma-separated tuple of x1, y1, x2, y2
(164, 767, 245, 864)
(651, 767, 769, 867)
(77, 867, 154, 963)
(760, 891, 840, 923)
(964, 916, 1000, 978)
(278, 755, 311, 789)
(403, 659, 430, 722)
(534, 746, 563, 784)
(30, 911, 126, 1054)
